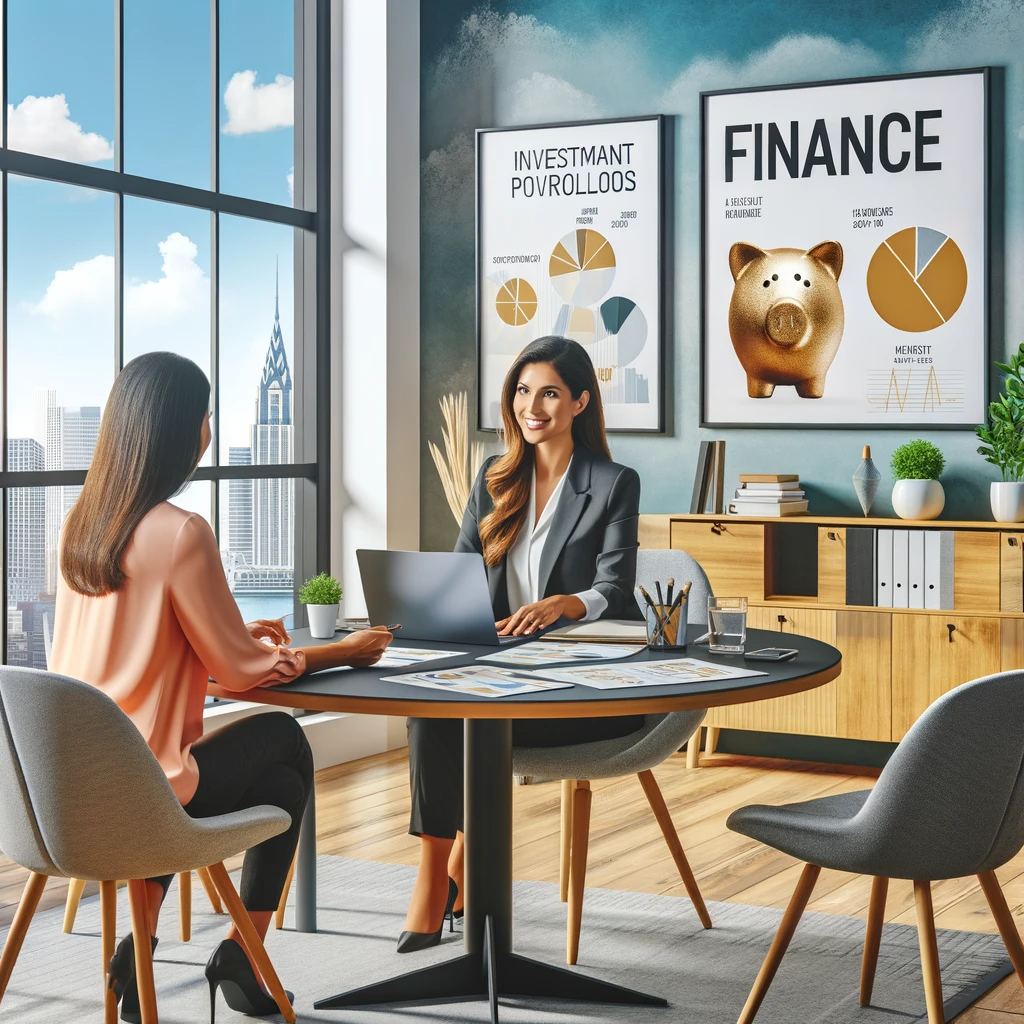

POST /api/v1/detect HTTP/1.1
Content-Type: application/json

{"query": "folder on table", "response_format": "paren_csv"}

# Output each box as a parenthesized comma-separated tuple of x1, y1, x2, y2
(876, 529, 893, 607)
(908, 530, 925, 609)
(892, 530, 909, 609)
(924, 530, 954, 610)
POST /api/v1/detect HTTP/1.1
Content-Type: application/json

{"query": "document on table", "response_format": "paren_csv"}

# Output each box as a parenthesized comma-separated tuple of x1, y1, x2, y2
(376, 646, 466, 668)
(477, 641, 644, 668)
(380, 666, 572, 699)
(532, 657, 768, 690)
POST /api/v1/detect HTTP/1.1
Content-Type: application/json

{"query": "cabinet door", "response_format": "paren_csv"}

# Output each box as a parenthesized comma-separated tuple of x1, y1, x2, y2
(835, 611, 891, 741)
(891, 614, 1001, 740)
(670, 521, 764, 600)
(705, 606, 837, 736)
(817, 527, 847, 605)
(954, 532, 1001, 611)
(1000, 533, 1024, 612)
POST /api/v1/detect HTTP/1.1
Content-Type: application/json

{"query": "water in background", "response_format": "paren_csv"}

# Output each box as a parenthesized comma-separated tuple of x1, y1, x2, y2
(234, 593, 295, 629)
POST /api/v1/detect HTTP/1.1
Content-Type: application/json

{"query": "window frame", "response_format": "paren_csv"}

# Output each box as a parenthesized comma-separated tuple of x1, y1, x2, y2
(0, 0, 330, 659)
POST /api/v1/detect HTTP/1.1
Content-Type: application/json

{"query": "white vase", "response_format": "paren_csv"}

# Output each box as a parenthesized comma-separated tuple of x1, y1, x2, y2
(306, 603, 339, 639)
(990, 481, 1024, 523)
(891, 479, 945, 520)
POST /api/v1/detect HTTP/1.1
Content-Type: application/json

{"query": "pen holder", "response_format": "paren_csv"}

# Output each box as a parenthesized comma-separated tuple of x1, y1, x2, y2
(646, 600, 688, 649)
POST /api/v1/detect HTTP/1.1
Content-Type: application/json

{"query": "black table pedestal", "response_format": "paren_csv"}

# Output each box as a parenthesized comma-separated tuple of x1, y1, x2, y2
(314, 719, 666, 1021)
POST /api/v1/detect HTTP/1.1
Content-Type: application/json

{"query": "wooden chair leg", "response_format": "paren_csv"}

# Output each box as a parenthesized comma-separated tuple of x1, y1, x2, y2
(686, 727, 703, 769)
(978, 870, 1024, 988)
(126, 880, 158, 1024)
(206, 862, 295, 1024)
(559, 779, 575, 903)
(196, 865, 224, 914)
(913, 880, 945, 1024)
(637, 769, 711, 928)
(0, 872, 47, 1003)
(737, 863, 821, 1024)
(63, 877, 87, 934)
(101, 880, 118, 1024)
(566, 781, 592, 966)
(178, 871, 192, 942)
(860, 876, 889, 1006)
(705, 726, 720, 755)
(275, 855, 297, 930)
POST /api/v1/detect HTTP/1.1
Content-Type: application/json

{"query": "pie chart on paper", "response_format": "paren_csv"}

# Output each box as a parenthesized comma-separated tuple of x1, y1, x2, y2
(494, 278, 538, 326)
(866, 226, 968, 332)
(549, 229, 616, 306)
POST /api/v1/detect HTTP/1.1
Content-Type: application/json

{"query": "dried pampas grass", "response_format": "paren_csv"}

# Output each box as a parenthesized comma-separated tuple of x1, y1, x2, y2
(428, 392, 487, 525)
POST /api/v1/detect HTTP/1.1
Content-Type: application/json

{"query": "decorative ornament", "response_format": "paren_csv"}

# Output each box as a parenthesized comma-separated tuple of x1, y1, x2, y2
(852, 445, 881, 516)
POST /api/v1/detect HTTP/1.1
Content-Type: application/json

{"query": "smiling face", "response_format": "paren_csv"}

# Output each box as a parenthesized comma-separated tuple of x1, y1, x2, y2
(512, 361, 589, 445)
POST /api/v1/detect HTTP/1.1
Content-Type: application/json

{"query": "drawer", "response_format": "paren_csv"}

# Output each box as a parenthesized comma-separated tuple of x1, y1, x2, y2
(670, 520, 764, 601)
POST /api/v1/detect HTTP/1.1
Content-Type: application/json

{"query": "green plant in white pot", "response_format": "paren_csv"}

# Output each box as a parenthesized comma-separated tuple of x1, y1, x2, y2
(300, 573, 342, 639)
(976, 344, 1024, 523)
(890, 439, 945, 520)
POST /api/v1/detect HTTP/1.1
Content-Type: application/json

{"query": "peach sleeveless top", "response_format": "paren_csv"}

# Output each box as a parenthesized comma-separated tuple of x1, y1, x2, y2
(50, 501, 306, 803)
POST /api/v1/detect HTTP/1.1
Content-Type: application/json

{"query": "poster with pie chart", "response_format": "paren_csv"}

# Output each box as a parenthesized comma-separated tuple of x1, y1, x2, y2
(702, 69, 988, 427)
(477, 116, 665, 431)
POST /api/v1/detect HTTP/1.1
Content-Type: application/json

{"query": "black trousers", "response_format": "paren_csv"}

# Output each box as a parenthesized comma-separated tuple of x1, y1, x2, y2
(151, 711, 313, 911)
(407, 715, 646, 839)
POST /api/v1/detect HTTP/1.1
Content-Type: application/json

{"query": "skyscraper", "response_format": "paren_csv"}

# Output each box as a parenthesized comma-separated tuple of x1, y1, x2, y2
(228, 446, 254, 564)
(6, 439, 45, 606)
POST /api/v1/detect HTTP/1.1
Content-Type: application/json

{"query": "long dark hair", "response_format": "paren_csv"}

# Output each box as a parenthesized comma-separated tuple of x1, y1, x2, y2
(479, 336, 610, 566)
(61, 352, 211, 595)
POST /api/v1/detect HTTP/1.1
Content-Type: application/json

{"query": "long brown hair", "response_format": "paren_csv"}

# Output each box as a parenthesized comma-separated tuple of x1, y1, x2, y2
(61, 352, 211, 595)
(479, 336, 610, 566)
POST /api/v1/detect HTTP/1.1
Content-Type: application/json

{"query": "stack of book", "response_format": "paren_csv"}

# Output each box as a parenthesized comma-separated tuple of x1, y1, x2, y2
(727, 474, 808, 517)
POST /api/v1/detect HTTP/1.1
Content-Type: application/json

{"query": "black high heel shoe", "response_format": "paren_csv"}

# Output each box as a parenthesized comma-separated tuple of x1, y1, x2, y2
(107, 934, 158, 1024)
(396, 876, 458, 953)
(205, 939, 293, 1023)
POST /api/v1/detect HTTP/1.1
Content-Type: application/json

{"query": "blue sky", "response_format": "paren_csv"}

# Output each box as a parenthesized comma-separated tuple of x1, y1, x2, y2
(5, 0, 297, 467)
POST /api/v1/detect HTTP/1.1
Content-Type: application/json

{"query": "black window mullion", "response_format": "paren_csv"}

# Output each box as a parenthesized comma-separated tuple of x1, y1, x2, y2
(114, 194, 123, 373)
(210, 209, 220, 541)
(211, 0, 219, 195)
(114, 0, 124, 173)
(2, 0, 7, 149)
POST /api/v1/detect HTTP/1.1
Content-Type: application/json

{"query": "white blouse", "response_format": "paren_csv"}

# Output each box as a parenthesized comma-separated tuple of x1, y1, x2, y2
(505, 457, 608, 622)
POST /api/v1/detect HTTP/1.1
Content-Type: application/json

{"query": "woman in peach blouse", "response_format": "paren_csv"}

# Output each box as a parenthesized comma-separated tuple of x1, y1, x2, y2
(50, 352, 391, 1023)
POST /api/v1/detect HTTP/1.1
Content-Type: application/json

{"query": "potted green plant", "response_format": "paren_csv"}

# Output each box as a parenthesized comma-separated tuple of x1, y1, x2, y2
(976, 343, 1024, 523)
(890, 439, 945, 520)
(299, 573, 343, 638)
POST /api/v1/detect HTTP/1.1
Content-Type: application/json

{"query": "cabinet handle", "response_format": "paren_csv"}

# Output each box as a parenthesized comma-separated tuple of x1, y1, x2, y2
(947, 623, 956, 643)
(710, 522, 725, 535)
(1010, 537, 1019, 548)
(777, 615, 788, 625)
(827, 531, 837, 541)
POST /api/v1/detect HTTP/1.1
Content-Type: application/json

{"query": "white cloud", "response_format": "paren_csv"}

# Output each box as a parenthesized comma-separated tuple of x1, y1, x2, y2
(32, 253, 114, 320)
(8, 94, 113, 163)
(223, 70, 294, 135)
(287, 167, 294, 201)
(508, 72, 601, 124)
(124, 232, 208, 324)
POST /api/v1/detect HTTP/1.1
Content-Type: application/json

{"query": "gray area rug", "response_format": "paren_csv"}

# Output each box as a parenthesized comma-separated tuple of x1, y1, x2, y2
(0, 856, 1011, 1023)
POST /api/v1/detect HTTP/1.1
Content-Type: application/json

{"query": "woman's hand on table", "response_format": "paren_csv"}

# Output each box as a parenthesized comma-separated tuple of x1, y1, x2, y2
(497, 595, 585, 636)
(246, 618, 292, 646)
(335, 627, 394, 666)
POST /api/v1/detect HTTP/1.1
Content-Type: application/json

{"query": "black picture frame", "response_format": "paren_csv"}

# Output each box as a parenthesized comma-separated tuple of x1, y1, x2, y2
(699, 67, 991, 430)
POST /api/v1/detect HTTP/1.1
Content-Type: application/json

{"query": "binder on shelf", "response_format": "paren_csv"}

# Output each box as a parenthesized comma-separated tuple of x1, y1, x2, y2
(708, 440, 726, 514)
(908, 530, 925, 609)
(924, 530, 955, 610)
(892, 530, 910, 609)
(689, 441, 712, 514)
(845, 528, 877, 607)
(876, 529, 894, 607)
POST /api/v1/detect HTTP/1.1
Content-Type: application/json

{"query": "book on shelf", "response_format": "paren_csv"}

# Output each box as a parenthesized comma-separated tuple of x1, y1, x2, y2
(726, 499, 808, 517)
(738, 474, 799, 483)
(733, 489, 806, 501)
(739, 481, 803, 492)
(690, 440, 726, 514)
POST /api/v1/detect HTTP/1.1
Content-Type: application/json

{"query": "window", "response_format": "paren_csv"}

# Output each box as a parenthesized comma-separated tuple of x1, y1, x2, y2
(1, 0, 327, 669)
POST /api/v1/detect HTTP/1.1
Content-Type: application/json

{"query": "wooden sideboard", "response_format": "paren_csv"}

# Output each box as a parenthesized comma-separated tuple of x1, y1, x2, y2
(639, 513, 1024, 745)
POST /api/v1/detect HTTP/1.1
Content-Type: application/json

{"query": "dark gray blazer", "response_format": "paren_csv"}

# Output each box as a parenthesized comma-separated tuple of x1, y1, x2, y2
(454, 447, 643, 622)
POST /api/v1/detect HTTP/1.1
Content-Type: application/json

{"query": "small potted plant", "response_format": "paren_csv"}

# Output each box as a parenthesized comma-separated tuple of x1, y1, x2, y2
(299, 573, 342, 639)
(976, 343, 1024, 523)
(890, 439, 945, 520)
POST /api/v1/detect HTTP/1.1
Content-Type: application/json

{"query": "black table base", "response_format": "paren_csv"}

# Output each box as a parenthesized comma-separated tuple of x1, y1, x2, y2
(314, 720, 667, 1021)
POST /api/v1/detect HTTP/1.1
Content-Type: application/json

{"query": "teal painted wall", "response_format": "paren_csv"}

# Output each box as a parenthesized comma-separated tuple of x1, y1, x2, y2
(420, 0, 1024, 550)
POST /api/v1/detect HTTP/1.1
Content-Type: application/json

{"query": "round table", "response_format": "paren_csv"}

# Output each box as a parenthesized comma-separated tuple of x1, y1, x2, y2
(209, 624, 840, 1021)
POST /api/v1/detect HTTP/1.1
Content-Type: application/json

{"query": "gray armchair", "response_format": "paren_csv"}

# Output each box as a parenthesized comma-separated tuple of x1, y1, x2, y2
(727, 670, 1024, 1024)
(512, 548, 714, 965)
(0, 667, 296, 1024)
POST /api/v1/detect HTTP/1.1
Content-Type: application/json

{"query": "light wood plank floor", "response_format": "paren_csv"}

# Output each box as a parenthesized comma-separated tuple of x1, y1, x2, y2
(2, 748, 1022, 1021)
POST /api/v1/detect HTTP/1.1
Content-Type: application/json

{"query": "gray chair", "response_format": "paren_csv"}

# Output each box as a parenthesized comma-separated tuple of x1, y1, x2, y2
(512, 548, 713, 965)
(0, 667, 296, 1024)
(726, 670, 1024, 1024)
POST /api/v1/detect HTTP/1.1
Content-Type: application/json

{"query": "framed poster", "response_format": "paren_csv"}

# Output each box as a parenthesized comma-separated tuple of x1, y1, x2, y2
(477, 115, 665, 432)
(701, 68, 988, 428)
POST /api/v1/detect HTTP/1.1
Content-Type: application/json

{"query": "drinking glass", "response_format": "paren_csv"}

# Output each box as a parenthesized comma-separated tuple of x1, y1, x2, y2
(707, 597, 747, 653)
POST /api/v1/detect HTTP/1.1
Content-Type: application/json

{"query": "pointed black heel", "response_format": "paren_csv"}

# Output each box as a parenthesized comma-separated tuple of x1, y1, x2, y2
(396, 876, 458, 953)
(204, 938, 293, 1022)
(107, 933, 158, 1024)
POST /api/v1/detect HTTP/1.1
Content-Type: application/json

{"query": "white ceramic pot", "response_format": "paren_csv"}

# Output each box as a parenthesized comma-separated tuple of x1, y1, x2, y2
(891, 479, 945, 520)
(306, 603, 340, 639)
(990, 481, 1024, 523)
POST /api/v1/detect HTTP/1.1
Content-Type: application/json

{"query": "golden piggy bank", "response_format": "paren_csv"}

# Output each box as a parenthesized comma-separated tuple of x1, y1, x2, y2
(728, 240, 844, 399)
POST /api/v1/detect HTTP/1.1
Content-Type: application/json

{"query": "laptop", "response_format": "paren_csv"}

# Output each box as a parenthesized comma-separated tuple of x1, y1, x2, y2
(357, 549, 528, 646)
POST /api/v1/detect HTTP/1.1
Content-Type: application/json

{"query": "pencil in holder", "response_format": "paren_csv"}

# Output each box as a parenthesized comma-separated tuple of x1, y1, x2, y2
(646, 599, 688, 649)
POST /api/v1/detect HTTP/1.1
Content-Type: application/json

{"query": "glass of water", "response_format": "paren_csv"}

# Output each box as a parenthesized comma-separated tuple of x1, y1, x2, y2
(707, 597, 747, 653)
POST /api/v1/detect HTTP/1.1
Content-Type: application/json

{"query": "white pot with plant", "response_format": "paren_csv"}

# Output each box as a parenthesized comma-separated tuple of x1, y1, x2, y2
(300, 573, 342, 639)
(976, 344, 1024, 523)
(890, 439, 945, 520)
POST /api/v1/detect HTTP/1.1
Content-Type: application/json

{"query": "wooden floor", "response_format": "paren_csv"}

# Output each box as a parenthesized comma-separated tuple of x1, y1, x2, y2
(3, 747, 1022, 1021)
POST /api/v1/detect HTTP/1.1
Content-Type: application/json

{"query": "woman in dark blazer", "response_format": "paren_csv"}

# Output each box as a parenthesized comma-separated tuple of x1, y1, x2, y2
(399, 336, 644, 951)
